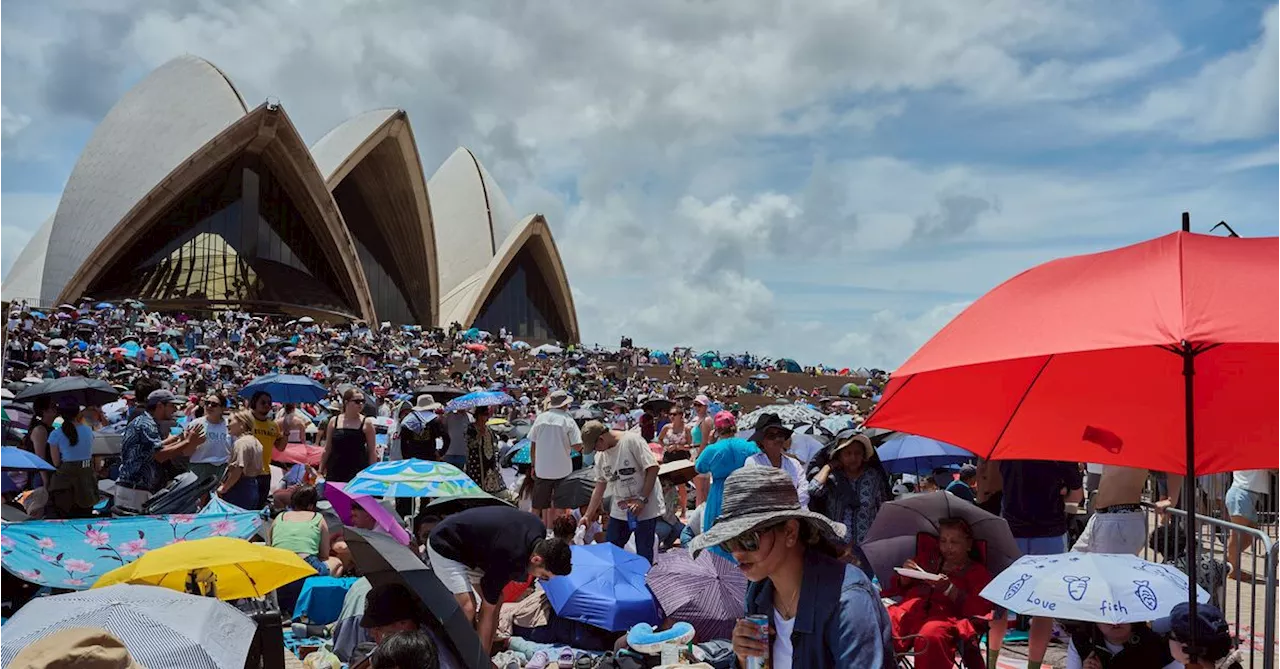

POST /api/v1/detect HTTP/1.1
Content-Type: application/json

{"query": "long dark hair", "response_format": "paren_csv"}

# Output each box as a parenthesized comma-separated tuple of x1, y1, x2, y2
(57, 402, 80, 447)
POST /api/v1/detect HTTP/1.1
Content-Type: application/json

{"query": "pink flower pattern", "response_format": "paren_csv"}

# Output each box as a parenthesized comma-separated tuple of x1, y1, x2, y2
(209, 520, 236, 536)
(169, 514, 196, 525)
(36, 537, 55, 549)
(63, 578, 85, 586)
(17, 569, 41, 580)
(63, 558, 94, 574)
(119, 538, 149, 557)
(1, 534, 14, 549)
(84, 528, 110, 547)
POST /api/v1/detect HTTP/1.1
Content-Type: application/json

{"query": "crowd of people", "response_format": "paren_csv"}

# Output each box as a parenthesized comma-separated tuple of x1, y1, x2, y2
(0, 299, 1271, 669)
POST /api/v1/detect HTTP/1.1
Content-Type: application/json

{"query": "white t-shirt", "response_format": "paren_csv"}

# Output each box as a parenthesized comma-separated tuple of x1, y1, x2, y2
(594, 432, 665, 522)
(529, 409, 581, 480)
(189, 417, 232, 465)
(1232, 469, 1272, 494)
(772, 608, 795, 669)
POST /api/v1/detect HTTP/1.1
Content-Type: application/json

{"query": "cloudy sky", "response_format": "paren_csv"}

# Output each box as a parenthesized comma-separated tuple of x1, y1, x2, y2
(2, 1, 1276, 369)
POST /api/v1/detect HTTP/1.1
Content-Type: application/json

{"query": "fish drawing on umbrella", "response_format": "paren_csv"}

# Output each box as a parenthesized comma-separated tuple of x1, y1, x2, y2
(1063, 575, 1090, 601)
(1004, 573, 1033, 600)
(1133, 581, 1158, 610)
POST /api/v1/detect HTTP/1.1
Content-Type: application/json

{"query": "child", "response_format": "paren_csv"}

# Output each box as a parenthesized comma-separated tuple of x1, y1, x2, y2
(1065, 621, 1175, 669)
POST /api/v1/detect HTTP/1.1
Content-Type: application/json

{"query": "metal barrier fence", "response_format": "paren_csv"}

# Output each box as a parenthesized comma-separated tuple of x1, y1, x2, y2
(1140, 502, 1277, 669)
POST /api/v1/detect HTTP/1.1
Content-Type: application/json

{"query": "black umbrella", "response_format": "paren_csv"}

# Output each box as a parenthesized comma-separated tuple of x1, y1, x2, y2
(420, 492, 511, 519)
(14, 377, 118, 406)
(412, 385, 467, 402)
(343, 528, 487, 669)
(570, 407, 605, 423)
(641, 397, 674, 413)
(552, 467, 598, 510)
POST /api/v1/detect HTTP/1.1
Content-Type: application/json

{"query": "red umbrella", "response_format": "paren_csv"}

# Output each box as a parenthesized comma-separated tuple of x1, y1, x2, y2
(866, 225, 1277, 652)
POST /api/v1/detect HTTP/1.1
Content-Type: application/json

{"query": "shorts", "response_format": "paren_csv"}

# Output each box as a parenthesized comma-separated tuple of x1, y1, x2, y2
(532, 476, 564, 510)
(303, 553, 330, 577)
(1225, 485, 1262, 524)
(1072, 509, 1147, 554)
(1015, 533, 1068, 556)
(426, 543, 484, 597)
(663, 449, 692, 463)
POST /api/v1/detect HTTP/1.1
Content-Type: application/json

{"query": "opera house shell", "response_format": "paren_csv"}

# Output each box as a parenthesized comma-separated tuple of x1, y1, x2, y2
(2, 55, 579, 343)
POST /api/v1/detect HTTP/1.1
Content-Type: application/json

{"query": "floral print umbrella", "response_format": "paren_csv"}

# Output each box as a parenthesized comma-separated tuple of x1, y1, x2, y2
(341, 458, 483, 498)
(0, 501, 265, 590)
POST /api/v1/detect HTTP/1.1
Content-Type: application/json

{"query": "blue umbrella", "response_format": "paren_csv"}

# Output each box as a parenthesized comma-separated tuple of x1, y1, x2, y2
(509, 439, 531, 466)
(1, 446, 54, 471)
(543, 543, 661, 632)
(343, 459, 482, 498)
(94, 302, 114, 310)
(875, 434, 974, 474)
(75, 318, 97, 327)
(237, 373, 327, 404)
(443, 391, 514, 413)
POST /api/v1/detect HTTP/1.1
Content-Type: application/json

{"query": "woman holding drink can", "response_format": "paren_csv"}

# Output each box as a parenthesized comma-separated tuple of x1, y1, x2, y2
(689, 467, 895, 668)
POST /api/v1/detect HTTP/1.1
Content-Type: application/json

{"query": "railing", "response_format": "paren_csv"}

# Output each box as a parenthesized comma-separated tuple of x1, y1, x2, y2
(1141, 502, 1277, 669)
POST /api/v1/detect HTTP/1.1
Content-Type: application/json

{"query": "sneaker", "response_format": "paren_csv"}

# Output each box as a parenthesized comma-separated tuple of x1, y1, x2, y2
(526, 650, 551, 669)
(573, 653, 597, 669)
(626, 621, 695, 654)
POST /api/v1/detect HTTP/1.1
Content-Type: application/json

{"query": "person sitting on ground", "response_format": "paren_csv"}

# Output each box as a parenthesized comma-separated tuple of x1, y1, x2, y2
(550, 514, 577, 543)
(369, 630, 440, 669)
(1065, 620, 1177, 669)
(266, 485, 344, 577)
(691, 467, 894, 668)
(355, 583, 452, 669)
(1164, 602, 1243, 669)
(884, 518, 993, 669)
(426, 505, 572, 653)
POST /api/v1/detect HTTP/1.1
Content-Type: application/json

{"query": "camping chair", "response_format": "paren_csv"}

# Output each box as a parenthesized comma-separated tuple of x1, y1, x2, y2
(887, 532, 990, 669)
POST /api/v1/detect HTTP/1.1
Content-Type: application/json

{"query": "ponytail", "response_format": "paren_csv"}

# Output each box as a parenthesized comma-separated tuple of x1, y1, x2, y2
(59, 409, 79, 446)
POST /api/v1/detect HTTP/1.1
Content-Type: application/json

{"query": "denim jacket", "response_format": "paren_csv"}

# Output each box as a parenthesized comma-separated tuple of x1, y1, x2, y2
(735, 549, 894, 669)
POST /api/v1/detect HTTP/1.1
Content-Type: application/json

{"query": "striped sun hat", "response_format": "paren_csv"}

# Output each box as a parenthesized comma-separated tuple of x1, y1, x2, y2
(688, 466, 846, 556)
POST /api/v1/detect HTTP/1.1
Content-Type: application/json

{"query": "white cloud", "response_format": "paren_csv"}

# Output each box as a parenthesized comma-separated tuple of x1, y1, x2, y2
(1, 105, 32, 138)
(829, 302, 972, 370)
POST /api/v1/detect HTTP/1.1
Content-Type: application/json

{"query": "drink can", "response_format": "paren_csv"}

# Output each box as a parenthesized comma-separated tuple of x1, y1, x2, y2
(744, 614, 770, 669)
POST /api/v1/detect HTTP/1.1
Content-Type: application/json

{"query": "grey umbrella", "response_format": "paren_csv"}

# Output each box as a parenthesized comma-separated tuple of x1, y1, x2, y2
(14, 377, 119, 406)
(859, 491, 1020, 587)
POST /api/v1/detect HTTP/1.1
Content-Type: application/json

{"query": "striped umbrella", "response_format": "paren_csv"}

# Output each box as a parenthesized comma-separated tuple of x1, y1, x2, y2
(0, 584, 256, 668)
(644, 548, 748, 642)
(443, 390, 514, 413)
(735, 404, 826, 431)
(342, 458, 483, 498)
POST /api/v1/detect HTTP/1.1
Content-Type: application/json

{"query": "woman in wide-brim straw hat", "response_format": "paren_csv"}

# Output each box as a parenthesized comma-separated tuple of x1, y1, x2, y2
(689, 466, 895, 669)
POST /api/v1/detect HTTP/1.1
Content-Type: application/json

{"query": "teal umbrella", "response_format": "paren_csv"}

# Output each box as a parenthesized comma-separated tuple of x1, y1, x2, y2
(343, 459, 482, 498)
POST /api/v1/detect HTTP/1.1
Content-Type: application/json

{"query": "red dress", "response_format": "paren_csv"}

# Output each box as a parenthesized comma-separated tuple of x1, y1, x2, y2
(885, 550, 993, 669)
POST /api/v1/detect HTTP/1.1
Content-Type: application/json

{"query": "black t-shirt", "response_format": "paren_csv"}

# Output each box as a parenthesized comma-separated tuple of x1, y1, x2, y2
(428, 506, 547, 605)
(999, 460, 1082, 539)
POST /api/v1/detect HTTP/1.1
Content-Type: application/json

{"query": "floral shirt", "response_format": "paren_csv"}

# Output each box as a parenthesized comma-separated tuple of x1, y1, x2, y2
(117, 411, 163, 490)
(810, 467, 890, 546)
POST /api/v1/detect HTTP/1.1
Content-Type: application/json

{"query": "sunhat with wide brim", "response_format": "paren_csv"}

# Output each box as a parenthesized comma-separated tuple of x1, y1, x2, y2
(688, 466, 846, 556)
(830, 429, 874, 460)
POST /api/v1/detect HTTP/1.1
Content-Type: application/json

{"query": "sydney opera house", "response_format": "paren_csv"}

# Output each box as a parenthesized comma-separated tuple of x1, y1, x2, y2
(2, 56, 579, 342)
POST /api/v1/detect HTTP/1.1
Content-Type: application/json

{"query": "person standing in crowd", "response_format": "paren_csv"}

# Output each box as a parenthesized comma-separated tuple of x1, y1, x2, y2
(322, 388, 378, 483)
(114, 390, 206, 512)
(945, 464, 978, 503)
(1222, 468, 1273, 582)
(46, 397, 97, 518)
(579, 420, 665, 563)
(529, 390, 581, 528)
(278, 402, 308, 447)
(974, 458, 1003, 515)
(745, 413, 809, 509)
(809, 430, 889, 550)
(249, 391, 284, 506)
(657, 404, 693, 517)
(25, 397, 56, 488)
(426, 506, 572, 653)
(1075, 465, 1176, 556)
(690, 394, 715, 508)
(218, 410, 264, 509)
(186, 392, 231, 484)
(987, 459, 1084, 669)
(695, 410, 760, 561)
(442, 408, 471, 471)
(398, 394, 447, 462)
(692, 467, 894, 669)
(464, 405, 505, 496)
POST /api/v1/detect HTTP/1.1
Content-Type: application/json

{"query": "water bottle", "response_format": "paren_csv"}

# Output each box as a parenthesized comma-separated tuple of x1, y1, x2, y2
(627, 509, 637, 532)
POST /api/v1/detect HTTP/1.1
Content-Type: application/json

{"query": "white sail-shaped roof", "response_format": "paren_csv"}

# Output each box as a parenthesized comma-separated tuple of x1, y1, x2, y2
(39, 55, 248, 304)
(2, 215, 55, 304)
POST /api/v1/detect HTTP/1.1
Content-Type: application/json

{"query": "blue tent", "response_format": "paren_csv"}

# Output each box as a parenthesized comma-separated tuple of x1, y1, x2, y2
(776, 358, 802, 373)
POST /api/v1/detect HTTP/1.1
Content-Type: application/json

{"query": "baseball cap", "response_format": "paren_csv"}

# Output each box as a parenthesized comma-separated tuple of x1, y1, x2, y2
(1165, 602, 1233, 654)
(580, 420, 609, 449)
(693, 394, 710, 407)
(145, 389, 177, 408)
(713, 410, 736, 430)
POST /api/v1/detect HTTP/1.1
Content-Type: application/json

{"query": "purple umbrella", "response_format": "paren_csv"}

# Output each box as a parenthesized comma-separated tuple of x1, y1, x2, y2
(645, 548, 748, 642)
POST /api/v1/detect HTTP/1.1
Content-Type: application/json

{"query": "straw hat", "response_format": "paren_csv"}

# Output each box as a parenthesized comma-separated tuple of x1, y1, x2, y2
(830, 429, 874, 460)
(9, 627, 144, 668)
(688, 467, 845, 556)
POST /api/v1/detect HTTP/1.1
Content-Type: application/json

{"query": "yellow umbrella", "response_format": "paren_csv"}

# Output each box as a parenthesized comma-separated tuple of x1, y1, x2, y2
(92, 537, 316, 600)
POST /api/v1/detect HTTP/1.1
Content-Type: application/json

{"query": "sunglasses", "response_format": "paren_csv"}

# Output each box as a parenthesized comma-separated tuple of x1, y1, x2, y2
(204, 400, 222, 407)
(719, 522, 783, 554)
(348, 397, 365, 404)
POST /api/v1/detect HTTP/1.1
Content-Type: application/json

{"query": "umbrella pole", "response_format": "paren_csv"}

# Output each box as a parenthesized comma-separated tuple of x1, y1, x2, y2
(1181, 340, 1200, 659)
